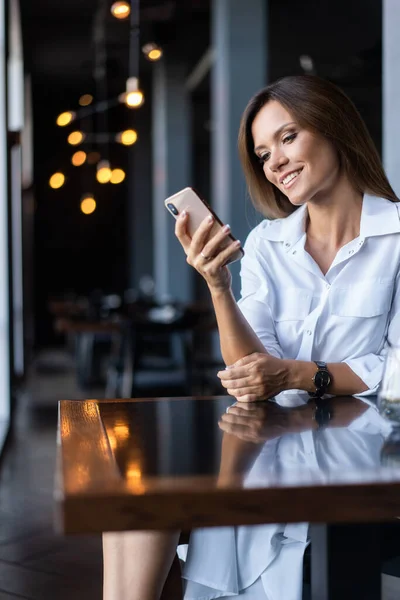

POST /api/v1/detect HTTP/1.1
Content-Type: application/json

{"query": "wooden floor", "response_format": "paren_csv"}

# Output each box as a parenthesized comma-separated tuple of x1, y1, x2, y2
(0, 348, 399, 599)
(0, 350, 104, 599)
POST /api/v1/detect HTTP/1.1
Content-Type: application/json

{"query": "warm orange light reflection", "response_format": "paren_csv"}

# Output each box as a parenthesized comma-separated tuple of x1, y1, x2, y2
(56, 111, 75, 126)
(107, 431, 117, 450)
(79, 94, 93, 106)
(71, 150, 87, 166)
(68, 131, 85, 146)
(114, 424, 130, 441)
(148, 48, 162, 61)
(110, 169, 126, 184)
(126, 460, 145, 493)
(111, 1, 130, 19)
(116, 129, 138, 146)
(125, 90, 144, 108)
(142, 43, 163, 62)
(97, 160, 112, 184)
(81, 196, 96, 215)
(49, 172, 65, 189)
(83, 402, 99, 418)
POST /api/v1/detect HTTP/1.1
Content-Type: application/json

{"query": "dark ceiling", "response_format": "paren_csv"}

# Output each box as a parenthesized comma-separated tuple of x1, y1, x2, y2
(20, 0, 210, 86)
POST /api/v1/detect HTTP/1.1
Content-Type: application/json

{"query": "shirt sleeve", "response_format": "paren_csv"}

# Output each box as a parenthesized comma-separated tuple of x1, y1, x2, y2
(237, 229, 284, 358)
(343, 269, 400, 396)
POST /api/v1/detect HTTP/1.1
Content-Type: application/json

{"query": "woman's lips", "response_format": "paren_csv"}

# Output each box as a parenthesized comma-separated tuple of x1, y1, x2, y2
(281, 168, 303, 190)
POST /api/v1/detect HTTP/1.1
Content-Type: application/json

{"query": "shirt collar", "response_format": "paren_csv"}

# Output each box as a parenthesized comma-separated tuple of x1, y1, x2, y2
(360, 194, 400, 238)
(259, 194, 400, 244)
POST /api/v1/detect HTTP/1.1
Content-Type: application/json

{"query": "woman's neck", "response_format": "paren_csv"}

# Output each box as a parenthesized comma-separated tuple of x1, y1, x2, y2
(306, 177, 363, 250)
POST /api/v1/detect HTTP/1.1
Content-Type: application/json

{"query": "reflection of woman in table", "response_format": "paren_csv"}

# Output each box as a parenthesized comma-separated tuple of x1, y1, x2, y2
(103, 75, 400, 599)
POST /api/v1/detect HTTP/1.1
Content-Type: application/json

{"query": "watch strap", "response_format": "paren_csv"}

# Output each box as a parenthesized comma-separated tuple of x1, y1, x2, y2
(312, 397, 332, 430)
(310, 361, 331, 398)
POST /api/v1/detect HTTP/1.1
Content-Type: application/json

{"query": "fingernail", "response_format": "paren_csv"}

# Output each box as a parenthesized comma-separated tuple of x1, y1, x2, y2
(207, 215, 214, 223)
(235, 240, 241, 246)
(223, 224, 231, 232)
(181, 210, 187, 218)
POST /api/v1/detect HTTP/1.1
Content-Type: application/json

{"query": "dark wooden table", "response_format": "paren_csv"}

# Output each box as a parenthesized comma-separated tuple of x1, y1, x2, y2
(55, 395, 400, 600)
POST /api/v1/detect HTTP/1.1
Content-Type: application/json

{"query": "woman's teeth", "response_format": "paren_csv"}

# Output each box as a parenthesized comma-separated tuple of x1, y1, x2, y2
(283, 170, 302, 185)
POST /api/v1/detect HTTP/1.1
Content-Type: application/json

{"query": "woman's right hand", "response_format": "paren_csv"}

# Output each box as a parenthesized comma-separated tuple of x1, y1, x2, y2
(175, 211, 241, 294)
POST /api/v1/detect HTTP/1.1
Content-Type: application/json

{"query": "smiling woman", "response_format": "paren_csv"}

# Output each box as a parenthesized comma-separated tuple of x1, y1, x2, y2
(238, 75, 398, 219)
(103, 75, 400, 600)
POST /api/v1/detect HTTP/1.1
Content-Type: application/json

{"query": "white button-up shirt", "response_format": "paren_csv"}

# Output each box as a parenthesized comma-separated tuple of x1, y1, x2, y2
(238, 194, 400, 395)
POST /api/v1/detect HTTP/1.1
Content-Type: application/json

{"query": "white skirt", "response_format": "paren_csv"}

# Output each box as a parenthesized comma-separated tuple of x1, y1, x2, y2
(179, 522, 308, 600)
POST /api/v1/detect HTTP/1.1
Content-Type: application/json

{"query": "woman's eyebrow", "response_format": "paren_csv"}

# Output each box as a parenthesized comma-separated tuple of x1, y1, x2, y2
(254, 121, 296, 153)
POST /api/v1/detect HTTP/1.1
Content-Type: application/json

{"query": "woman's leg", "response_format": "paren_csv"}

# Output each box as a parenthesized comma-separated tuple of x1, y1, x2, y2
(103, 530, 182, 600)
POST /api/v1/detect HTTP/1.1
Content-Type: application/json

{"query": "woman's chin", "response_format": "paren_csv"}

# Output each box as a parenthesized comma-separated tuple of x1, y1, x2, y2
(287, 194, 307, 207)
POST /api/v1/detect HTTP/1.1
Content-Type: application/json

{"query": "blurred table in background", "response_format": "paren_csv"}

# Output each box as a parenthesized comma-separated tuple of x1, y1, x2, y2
(52, 299, 223, 397)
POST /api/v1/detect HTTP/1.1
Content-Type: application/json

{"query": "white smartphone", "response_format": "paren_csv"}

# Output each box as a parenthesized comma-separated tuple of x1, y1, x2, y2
(164, 187, 244, 265)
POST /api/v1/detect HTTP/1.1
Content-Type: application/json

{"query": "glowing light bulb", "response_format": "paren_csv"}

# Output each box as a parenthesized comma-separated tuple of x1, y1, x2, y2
(68, 131, 85, 146)
(71, 151, 87, 166)
(125, 90, 144, 108)
(96, 160, 112, 184)
(79, 94, 93, 106)
(142, 43, 163, 62)
(110, 169, 126, 184)
(119, 77, 145, 108)
(111, 1, 130, 19)
(56, 111, 75, 127)
(49, 172, 65, 189)
(116, 129, 138, 145)
(81, 194, 96, 215)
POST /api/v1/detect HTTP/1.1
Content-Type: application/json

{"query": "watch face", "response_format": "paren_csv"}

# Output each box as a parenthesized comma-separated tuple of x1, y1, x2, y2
(315, 370, 331, 388)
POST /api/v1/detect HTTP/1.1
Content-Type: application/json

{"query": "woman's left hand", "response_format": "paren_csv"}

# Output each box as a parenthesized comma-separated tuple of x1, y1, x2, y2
(218, 401, 293, 443)
(217, 352, 290, 402)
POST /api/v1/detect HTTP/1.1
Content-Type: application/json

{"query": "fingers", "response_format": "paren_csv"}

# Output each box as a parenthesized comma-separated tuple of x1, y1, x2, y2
(225, 404, 259, 415)
(204, 238, 242, 270)
(230, 393, 258, 403)
(199, 224, 232, 258)
(219, 376, 252, 391)
(218, 419, 260, 443)
(189, 214, 216, 253)
(218, 367, 249, 381)
(174, 211, 192, 254)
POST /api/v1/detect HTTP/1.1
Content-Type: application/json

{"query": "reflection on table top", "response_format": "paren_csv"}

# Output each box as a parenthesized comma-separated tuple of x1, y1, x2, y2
(55, 394, 400, 534)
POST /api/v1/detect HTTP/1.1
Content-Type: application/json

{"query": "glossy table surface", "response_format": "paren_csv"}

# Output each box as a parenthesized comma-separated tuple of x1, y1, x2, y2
(55, 393, 400, 534)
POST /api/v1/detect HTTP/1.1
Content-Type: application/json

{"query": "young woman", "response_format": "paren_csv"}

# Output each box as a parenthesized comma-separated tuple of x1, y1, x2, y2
(103, 75, 400, 600)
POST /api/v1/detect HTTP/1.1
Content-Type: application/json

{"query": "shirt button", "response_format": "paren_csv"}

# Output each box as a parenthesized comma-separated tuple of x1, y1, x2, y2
(292, 250, 297, 255)
(305, 329, 312, 336)
(325, 283, 330, 289)
(285, 242, 290, 248)
(348, 249, 354, 255)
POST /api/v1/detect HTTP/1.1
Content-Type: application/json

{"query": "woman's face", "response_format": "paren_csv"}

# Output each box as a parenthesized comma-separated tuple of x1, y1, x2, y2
(251, 100, 341, 206)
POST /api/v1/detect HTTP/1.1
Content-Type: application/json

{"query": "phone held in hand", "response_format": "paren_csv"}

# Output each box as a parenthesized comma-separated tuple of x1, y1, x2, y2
(164, 187, 244, 265)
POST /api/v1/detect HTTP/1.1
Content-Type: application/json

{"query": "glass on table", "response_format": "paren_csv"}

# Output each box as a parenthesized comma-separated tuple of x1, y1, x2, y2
(378, 345, 400, 424)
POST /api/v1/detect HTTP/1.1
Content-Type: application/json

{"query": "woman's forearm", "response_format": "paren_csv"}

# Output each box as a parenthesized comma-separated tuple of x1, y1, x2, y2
(285, 360, 369, 396)
(210, 287, 266, 366)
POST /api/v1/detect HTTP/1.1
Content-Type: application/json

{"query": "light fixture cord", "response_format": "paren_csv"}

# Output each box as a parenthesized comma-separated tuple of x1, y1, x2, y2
(94, 0, 109, 162)
(129, 0, 140, 78)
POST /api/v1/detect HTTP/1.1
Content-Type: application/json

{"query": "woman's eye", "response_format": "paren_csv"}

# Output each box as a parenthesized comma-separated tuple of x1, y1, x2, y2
(283, 132, 297, 144)
(258, 152, 270, 164)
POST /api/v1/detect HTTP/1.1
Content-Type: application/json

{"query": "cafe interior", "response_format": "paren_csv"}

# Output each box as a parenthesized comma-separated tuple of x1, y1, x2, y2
(1, 0, 400, 598)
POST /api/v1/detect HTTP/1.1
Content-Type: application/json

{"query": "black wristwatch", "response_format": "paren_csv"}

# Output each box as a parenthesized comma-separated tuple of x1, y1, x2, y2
(311, 396, 333, 430)
(310, 361, 331, 398)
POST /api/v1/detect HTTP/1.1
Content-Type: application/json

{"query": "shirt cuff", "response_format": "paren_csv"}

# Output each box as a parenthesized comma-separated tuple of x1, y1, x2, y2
(343, 353, 385, 396)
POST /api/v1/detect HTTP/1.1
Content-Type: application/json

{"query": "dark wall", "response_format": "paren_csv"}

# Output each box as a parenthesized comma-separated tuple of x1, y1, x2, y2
(33, 79, 129, 345)
(269, 0, 382, 151)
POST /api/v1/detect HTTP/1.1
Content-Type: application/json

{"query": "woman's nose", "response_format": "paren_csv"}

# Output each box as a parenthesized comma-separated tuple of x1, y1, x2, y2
(269, 152, 289, 173)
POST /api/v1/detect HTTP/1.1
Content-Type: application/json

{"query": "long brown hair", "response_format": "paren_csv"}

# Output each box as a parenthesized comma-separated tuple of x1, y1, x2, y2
(238, 75, 398, 219)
